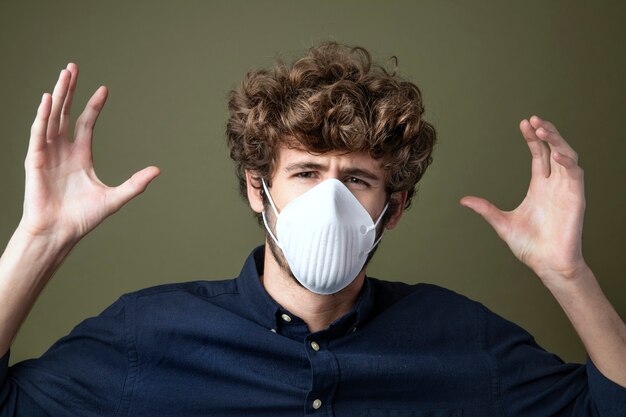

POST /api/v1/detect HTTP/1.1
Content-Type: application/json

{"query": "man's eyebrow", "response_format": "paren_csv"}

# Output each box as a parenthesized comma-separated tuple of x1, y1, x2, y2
(284, 162, 326, 172)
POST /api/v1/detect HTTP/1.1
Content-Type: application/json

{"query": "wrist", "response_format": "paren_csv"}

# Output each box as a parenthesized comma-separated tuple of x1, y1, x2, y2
(11, 223, 77, 263)
(539, 261, 595, 294)
(15, 220, 78, 250)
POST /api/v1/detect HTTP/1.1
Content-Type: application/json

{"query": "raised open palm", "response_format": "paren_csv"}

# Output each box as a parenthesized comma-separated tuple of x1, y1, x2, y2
(460, 116, 586, 283)
(19, 64, 160, 244)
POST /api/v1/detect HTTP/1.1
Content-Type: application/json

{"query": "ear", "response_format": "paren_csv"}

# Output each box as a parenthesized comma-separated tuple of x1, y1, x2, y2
(384, 191, 408, 230)
(245, 170, 264, 214)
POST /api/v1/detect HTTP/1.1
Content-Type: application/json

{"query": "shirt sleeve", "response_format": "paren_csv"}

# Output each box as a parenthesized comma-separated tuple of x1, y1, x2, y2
(479, 304, 626, 417)
(0, 296, 136, 417)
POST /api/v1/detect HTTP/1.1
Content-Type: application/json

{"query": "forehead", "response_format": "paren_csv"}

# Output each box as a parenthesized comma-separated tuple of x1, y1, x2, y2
(274, 144, 384, 173)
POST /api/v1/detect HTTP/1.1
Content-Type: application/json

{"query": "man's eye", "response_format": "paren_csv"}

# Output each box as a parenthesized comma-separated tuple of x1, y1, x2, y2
(346, 177, 368, 186)
(296, 172, 314, 178)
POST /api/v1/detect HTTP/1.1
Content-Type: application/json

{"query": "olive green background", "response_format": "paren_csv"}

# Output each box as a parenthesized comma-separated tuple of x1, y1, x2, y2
(1, 1, 624, 366)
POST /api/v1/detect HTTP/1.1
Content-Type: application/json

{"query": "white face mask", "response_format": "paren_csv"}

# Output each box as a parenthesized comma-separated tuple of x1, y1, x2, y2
(261, 178, 388, 295)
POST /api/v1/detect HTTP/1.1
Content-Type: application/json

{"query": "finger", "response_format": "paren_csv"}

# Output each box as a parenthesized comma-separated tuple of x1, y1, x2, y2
(59, 63, 79, 138)
(529, 115, 559, 134)
(46, 69, 71, 141)
(552, 151, 583, 180)
(74, 86, 108, 149)
(529, 115, 578, 163)
(459, 196, 509, 239)
(520, 119, 550, 178)
(107, 166, 161, 213)
(535, 127, 578, 162)
(28, 94, 52, 154)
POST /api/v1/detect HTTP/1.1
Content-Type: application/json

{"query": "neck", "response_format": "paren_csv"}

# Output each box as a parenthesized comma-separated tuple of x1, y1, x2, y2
(261, 244, 364, 333)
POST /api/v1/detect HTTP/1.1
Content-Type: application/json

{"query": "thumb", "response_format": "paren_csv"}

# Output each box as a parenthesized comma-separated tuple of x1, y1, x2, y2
(107, 166, 161, 213)
(459, 196, 508, 239)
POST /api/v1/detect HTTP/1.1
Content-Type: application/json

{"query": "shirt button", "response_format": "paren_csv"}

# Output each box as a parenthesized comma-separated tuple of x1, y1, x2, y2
(310, 341, 320, 351)
(270, 328, 277, 333)
(281, 313, 292, 323)
(312, 399, 322, 409)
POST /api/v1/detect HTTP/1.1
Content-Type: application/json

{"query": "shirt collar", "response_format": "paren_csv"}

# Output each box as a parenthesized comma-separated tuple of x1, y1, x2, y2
(236, 245, 281, 331)
(236, 245, 377, 339)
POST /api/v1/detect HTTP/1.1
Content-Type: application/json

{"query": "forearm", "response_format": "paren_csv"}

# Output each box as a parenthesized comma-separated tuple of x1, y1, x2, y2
(545, 266, 626, 388)
(0, 226, 75, 357)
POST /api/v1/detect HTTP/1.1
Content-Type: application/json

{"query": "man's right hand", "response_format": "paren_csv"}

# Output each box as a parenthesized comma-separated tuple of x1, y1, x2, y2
(0, 64, 160, 357)
(18, 63, 160, 245)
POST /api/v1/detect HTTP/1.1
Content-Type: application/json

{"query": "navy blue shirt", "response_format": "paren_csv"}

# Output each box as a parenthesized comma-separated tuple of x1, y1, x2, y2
(1, 246, 625, 416)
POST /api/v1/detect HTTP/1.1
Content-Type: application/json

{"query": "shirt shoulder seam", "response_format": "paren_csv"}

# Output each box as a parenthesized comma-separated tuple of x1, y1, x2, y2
(123, 280, 240, 303)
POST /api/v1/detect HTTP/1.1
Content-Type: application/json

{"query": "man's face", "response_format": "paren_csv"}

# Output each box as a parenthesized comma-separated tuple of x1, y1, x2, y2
(267, 145, 389, 222)
(247, 145, 406, 287)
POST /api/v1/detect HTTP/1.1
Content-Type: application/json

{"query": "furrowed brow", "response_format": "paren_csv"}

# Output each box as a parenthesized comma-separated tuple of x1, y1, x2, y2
(284, 162, 326, 172)
(283, 162, 382, 182)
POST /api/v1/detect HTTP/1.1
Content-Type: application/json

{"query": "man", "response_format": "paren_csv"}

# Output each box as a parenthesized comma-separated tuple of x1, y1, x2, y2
(1, 42, 625, 416)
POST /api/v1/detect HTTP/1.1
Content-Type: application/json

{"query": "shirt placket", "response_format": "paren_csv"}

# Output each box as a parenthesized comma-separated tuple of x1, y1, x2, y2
(303, 334, 339, 416)
(274, 309, 342, 416)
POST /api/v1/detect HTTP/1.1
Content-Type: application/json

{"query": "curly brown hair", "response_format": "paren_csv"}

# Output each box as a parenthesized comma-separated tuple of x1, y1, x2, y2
(226, 41, 436, 221)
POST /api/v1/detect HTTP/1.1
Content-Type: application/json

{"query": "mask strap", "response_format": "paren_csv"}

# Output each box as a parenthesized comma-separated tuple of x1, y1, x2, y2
(261, 178, 280, 217)
(261, 211, 281, 248)
(368, 200, 390, 252)
(373, 201, 389, 228)
(260, 178, 281, 248)
(371, 229, 386, 250)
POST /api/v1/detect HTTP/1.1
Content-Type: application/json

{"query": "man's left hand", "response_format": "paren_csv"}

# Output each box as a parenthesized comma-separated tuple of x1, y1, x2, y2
(460, 115, 588, 286)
